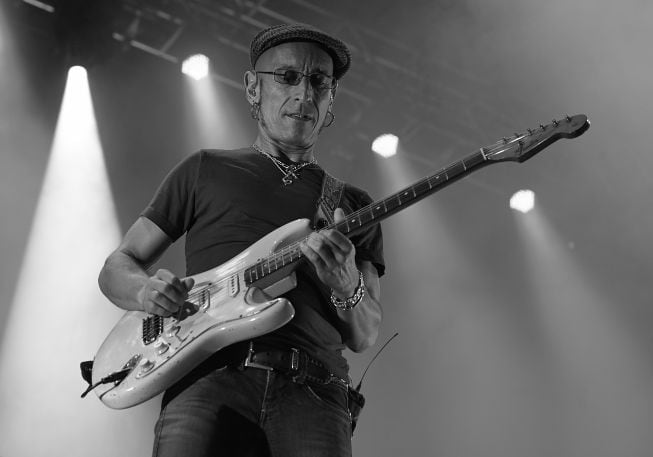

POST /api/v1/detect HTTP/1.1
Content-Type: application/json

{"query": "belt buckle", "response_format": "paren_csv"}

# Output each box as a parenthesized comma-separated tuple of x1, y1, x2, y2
(243, 342, 274, 371)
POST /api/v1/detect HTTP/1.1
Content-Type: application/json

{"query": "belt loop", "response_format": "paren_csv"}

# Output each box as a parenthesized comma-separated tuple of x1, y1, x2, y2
(243, 341, 274, 371)
(290, 347, 299, 371)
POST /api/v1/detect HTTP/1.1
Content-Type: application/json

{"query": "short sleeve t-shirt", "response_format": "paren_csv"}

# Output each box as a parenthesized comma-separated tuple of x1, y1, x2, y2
(142, 148, 384, 377)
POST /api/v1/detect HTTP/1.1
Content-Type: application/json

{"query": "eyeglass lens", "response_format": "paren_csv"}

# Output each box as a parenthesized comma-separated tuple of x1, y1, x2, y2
(276, 70, 333, 89)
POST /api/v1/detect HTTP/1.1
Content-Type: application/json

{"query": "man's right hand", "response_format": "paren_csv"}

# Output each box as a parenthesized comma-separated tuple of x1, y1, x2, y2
(138, 269, 195, 316)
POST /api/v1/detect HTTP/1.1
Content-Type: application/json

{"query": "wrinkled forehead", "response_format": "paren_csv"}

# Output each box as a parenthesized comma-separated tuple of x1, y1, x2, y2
(255, 42, 334, 74)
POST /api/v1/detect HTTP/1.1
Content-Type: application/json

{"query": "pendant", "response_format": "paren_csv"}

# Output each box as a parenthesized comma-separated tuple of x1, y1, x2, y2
(282, 170, 298, 185)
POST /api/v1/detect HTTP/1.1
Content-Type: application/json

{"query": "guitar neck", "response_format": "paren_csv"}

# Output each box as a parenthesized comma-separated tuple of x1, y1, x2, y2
(244, 149, 488, 286)
(334, 149, 489, 236)
(239, 114, 590, 289)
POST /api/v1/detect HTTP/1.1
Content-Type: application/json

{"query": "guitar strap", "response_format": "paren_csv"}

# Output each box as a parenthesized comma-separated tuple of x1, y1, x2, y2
(313, 171, 345, 229)
(312, 171, 369, 435)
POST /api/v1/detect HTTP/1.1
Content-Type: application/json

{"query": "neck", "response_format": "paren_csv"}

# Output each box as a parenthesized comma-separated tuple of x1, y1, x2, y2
(253, 135, 315, 163)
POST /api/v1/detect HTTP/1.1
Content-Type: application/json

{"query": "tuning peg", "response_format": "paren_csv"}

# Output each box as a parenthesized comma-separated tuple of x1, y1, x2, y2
(565, 114, 572, 122)
(527, 128, 533, 135)
(552, 119, 559, 126)
(540, 124, 546, 131)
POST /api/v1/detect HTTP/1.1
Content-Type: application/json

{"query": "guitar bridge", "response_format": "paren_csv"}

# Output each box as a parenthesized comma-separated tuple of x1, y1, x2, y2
(142, 315, 163, 345)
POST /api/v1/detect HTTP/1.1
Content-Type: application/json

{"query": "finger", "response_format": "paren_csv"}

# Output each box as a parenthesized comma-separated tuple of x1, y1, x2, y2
(300, 240, 327, 269)
(149, 287, 181, 313)
(182, 277, 195, 291)
(333, 208, 346, 223)
(322, 229, 354, 255)
(305, 232, 340, 267)
(154, 269, 186, 293)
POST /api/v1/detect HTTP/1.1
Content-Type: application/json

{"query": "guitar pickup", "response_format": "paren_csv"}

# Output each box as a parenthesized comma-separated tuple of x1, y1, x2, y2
(228, 275, 239, 297)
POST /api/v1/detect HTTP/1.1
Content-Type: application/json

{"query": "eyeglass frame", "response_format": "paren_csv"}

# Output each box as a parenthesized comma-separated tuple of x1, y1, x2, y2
(255, 69, 338, 92)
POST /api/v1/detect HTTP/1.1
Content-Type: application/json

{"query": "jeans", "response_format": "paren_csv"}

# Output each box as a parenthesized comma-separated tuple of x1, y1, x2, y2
(152, 364, 353, 457)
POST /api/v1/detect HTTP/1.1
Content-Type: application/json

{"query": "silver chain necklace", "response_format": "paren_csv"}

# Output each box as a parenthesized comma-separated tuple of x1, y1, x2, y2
(252, 144, 318, 186)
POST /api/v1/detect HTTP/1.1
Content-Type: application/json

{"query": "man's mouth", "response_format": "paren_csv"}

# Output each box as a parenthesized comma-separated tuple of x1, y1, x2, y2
(287, 113, 314, 122)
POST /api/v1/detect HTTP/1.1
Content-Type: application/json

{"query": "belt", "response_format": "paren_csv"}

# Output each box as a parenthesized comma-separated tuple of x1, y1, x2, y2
(241, 342, 349, 389)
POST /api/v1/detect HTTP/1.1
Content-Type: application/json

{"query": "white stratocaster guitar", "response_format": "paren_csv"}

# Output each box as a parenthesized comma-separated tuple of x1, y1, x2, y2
(90, 114, 589, 409)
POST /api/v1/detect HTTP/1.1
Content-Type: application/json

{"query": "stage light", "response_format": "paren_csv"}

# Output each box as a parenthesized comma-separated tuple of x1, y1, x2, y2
(0, 64, 157, 456)
(510, 189, 535, 213)
(372, 133, 398, 158)
(181, 54, 209, 80)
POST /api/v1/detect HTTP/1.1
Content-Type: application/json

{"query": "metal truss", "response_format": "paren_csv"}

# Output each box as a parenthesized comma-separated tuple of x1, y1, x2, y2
(15, 0, 525, 168)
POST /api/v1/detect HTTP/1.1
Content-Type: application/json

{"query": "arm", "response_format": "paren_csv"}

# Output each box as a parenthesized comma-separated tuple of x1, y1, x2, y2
(333, 260, 382, 352)
(300, 209, 383, 353)
(98, 216, 193, 316)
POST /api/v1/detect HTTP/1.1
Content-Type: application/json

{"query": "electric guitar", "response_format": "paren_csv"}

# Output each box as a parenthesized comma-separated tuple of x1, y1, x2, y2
(91, 114, 589, 409)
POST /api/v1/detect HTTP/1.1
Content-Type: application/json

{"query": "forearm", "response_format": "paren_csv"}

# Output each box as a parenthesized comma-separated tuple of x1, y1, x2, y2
(332, 260, 383, 352)
(336, 292, 382, 352)
(98, 250, 150, 312)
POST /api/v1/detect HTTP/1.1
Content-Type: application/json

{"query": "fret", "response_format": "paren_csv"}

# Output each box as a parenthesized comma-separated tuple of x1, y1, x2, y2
(414, 179, 431, 196)
(384, 196, 401, 212)
(372, 203, 385, 218)
(463, 152, 485, 169)
(428, 173, 443, 188)
(358, 207, 375, 224)
(446, 161, 466, 179)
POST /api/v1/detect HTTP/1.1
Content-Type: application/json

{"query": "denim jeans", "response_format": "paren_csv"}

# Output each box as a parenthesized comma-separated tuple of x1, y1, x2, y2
(152, 364, 353, 457)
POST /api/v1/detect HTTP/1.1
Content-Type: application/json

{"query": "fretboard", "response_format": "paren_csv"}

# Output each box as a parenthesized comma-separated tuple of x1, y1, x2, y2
(243, 149, 489, 285)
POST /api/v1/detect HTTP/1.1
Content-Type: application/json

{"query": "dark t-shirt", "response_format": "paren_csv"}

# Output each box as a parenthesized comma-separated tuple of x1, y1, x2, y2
(142, 148, 384, 377)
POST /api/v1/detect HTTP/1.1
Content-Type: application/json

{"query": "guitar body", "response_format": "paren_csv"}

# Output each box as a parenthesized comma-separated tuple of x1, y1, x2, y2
(92, 218, 313, 409)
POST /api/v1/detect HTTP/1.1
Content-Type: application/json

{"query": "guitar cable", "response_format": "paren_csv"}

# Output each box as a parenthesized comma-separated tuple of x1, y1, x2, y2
(349, 332, 398, 434)
(80, 362, 131, 398)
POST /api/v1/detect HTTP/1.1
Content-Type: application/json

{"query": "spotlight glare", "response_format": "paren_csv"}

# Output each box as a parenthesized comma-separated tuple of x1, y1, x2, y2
(181, 54, 210, 80)
(510, 189, 535, 213)
(372, 133, 398, 158)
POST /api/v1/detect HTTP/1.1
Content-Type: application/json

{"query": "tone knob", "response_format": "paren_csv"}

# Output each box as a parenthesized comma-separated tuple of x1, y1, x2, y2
(154, 340, 170, 355)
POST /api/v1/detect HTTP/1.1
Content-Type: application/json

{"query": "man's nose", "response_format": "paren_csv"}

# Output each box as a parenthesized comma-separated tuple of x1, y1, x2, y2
(292, 74, 315, 101)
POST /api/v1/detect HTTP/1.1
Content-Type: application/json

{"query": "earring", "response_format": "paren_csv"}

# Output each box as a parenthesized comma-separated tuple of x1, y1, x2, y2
(250, 102, 261, 120)
(323, 111, 335, 128)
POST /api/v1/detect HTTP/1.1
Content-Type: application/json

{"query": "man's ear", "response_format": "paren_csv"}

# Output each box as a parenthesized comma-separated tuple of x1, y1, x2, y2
(244, 70, 260, 103)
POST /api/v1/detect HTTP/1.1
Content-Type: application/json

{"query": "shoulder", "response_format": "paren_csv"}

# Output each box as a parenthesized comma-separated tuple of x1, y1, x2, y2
(342, 182, 374, 207)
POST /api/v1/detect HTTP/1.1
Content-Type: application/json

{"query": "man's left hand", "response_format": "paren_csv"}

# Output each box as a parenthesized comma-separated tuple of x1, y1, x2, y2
(300, 208, 359, 298)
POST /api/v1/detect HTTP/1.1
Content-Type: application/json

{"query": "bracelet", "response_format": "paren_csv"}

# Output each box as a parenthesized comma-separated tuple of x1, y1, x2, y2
(330, 271, 365, 311)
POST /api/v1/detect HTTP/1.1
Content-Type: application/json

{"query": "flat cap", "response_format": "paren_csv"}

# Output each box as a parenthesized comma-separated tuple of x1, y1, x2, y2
(250, 23, 352, 80)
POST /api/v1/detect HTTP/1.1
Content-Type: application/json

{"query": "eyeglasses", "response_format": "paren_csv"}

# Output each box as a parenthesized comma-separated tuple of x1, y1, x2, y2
(256, 69, 337, 91)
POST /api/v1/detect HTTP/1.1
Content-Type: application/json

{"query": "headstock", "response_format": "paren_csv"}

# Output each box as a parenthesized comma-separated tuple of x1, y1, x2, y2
(485, 114, 590, 163)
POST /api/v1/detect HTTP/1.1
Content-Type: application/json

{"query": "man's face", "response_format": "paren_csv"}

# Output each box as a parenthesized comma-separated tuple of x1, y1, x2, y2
(254, 42, 334, 149)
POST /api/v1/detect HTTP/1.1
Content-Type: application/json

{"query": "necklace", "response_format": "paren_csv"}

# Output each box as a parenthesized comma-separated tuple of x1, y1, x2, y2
(252, 144, 318, 186)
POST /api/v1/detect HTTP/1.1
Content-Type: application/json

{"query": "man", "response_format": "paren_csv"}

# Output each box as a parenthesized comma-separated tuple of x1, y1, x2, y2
(99, 23, 384, 456)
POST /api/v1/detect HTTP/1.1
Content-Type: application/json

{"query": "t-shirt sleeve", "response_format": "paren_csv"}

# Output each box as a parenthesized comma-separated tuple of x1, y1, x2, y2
(345, 187, 386, 277)
(141, 151, 201, 241)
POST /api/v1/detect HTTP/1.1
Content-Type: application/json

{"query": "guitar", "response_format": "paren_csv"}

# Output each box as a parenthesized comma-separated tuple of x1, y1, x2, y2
(91, 114, 590, 409)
